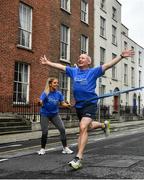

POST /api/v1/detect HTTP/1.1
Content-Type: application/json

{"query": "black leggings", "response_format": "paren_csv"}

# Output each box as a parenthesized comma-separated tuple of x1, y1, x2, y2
(40, 114, 67, 148)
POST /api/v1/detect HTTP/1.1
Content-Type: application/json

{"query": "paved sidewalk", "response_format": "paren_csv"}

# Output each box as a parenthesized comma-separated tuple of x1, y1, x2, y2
(0, 119, 144, 144)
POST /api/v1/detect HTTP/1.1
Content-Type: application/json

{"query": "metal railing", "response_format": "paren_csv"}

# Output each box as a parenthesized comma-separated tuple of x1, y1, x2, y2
(0, 96, 143, 122)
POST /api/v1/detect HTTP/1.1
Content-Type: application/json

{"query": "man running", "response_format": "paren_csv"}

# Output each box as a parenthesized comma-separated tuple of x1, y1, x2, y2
(40, 50, 134, 169)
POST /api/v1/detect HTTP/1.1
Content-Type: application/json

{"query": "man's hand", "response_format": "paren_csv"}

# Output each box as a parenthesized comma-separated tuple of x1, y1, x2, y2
(121, 49, 135, 58)
(40, 55, 50, 65)
(40, 54, 66, 71)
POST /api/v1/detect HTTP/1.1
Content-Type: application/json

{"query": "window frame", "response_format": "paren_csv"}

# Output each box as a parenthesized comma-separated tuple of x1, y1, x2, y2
(81, 0, 88, 24)
(59, 72, 70, 102)
(60, 24, 70, 62)
(100, 16, 106, 38)
(100, 47, 106, 65)
(13, 62, 30, 104)
(80, 35, 88, 54)
(124, 63, 128, 85)
(61, 0, 70, 12)
(112, 25, 117, 45)
(18, 3, 32, 49)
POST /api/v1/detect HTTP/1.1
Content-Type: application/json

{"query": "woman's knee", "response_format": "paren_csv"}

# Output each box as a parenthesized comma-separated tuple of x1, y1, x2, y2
(60, 127, 66, 135)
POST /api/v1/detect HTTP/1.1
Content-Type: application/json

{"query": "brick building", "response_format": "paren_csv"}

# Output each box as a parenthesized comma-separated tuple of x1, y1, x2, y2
(0, 0, 94, 112)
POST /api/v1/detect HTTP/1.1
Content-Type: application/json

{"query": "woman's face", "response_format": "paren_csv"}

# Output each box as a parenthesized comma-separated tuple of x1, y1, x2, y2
(50, 79, 59, 90)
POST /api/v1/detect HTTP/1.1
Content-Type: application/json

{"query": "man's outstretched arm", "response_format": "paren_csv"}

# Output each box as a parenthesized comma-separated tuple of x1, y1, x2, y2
(40, 55, 66, 71)
(102, 49, 135, 71)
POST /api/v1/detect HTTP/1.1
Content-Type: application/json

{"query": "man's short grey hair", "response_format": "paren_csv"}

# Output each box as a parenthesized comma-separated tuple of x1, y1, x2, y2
(86, 54, 92, 64)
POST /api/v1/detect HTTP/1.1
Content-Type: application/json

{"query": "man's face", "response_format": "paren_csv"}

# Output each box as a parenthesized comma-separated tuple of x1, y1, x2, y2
(77, 54, 91, 68)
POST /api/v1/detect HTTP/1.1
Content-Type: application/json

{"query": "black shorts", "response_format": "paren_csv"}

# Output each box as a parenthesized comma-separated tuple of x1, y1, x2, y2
(76, 103, 97, 121)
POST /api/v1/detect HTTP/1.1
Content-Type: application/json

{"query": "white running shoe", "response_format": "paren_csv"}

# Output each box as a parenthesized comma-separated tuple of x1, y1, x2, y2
(68, 157, 82, 170)
(38, 148, 45, 155)
(62, 147, 73, 154)
(103, 120, 110, 137)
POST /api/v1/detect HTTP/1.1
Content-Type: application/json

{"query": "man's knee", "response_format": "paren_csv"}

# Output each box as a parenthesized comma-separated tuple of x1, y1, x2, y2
(80, 123, 88, 133)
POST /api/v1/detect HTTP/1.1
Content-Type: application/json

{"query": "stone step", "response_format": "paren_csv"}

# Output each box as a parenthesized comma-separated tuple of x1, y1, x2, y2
(0, 125, 31, 134)
(0, 121, 27, 127)
(0, 129, 32, 136)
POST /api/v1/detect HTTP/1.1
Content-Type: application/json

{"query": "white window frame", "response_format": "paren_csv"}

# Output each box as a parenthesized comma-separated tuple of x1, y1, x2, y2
(100, 0, 106, 11)
(124, 41, 128, 50)
(81, 0, 88, 24)
(131, 46, 135, 62)
(124, 64, 128, 85)
(80, 35, 88, 54)
(100, 16, 106, 38)
(100, 47, 105, 65)
(60, 25, 70, 62)
(18, 3, 32, 49)
(112, 53, 117, 80)
(100, 85, 106, 105)
(59, 72, 70, 102)
(131, 67, 135, 88)
(139, 71, 141, 87)
(112, 6, 117, 21)
(13, 62, 30, 104)
(112, 25, 117, 45)
(138, 51, 142, 66)
(61, 0, 70, 12)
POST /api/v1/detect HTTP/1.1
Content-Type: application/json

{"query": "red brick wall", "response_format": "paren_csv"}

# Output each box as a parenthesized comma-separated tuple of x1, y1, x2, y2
(0, 0, 94, 107)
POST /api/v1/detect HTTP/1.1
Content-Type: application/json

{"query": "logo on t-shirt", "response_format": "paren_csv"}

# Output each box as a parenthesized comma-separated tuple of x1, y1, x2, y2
(74, 77, 88, 85)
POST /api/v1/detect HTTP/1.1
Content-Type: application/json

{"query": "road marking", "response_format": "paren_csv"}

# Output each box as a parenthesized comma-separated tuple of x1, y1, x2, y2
(0, 158, 8, 162)
(0, 144, 22, 149)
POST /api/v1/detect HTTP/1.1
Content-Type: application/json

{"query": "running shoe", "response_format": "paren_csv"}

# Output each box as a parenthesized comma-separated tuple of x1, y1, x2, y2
(68, 157, 82, 170)
(103, 120, 110, 137)
(62, 147, 73, 154)
(37, 148, 45, 155)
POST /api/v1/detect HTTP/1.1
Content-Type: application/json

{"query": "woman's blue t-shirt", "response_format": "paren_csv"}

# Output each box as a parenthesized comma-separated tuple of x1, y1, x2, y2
(40, 90, 64, 117)
(66, 66, 104, 108)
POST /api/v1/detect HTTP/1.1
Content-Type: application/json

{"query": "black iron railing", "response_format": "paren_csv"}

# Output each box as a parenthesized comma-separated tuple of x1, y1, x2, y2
(0, 96, 143, 122)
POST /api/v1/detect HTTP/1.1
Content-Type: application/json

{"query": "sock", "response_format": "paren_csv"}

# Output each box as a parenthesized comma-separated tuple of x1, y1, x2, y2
(101, 123, 105, 129)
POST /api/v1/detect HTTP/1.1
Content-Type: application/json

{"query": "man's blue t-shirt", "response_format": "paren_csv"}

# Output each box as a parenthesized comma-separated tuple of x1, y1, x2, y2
(66, 66, 104, 108)
(40, 90, 64, 117)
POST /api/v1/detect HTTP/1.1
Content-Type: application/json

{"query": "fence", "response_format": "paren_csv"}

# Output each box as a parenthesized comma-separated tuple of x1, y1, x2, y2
(0, 96, 143, 122)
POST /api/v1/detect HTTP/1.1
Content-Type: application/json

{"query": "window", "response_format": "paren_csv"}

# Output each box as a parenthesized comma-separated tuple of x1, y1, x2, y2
(80, 35, 88, 54)
(60, 25, 70, 61)
(100, 16, 106, 38)
(126, 93, 129, 106)
(81, 0, 88, 23)
(124, 41, 128, 50)
(59, 72, 69, 101)
(100, 0, 106, 11)
(61, 0, 70, 12)
(112, 25, 117, 45)
(13, 62, 30, 103)
(124, 64, 128, 85)
(112, 53, 117, 79)
(131, 46, 135, 62)
(100, 47, 105, 65)
(131, 67, 135, 87)
(112, 7, 117, 20)
(139, 71, 141, 87)
(138, 51, 142, 66)
(18, 3, 32, 49)
(112, 26, 117, 45)
(100, 85, 105, 105)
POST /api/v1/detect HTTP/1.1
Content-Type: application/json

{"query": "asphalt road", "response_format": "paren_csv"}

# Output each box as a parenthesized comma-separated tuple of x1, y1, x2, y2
(1, 128, 144, 179)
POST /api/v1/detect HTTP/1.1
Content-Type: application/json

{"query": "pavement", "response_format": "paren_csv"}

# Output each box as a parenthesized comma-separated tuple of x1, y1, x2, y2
(1, 119, 144, 144)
